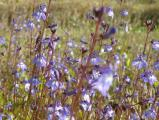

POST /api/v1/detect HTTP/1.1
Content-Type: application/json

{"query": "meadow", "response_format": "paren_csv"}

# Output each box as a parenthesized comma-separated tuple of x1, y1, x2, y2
(0, 0, 159, 119)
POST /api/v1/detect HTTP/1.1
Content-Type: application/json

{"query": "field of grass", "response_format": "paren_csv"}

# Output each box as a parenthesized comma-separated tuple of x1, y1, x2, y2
(0, 0, 159, 120)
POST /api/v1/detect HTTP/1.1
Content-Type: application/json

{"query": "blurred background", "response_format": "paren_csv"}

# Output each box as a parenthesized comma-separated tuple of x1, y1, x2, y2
(0, 0, 159, 54)
(0, 0, 159, 27)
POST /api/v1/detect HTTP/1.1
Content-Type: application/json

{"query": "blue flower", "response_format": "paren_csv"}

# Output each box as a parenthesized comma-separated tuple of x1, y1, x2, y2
(104, 45, 113, 52)
(151, 40, 159, 51)
(140, 70, 157, 86)
(54, 103, 73, 120)
(132, 55, 147, 69)
(154, 61, 159, 70)
(32, 4, 47, 22)
(80, 101, 92, 111)
(93, 67, 113, 96)
(102, 105, 115, 119)
(39, 4, 47, 13)
(29, 77, 41, 86)
(80, 92, 92, 111)
(142, 107, 157, 120)
(121, 10, 128, 16)
(33, 54, 47, 68)
(105, 7, 114, 18)
(17, 61, 27, 71)
(45, 80, 64, 91)
(26, 20, 35, 31)
(102, 27, 117, 39)
(90, 57, 104, 65)
(0, 36, 5, 45)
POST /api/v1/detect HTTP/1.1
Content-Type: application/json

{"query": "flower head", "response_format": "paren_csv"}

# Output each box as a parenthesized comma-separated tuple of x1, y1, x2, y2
(0, 36, 5, 45)
(154, 61, 159, 70)
(142, 107, 157, 120)
(151, 40, 159, 51)
(121, 10, 128, 16)
(33, 54, 47, 68)
(93, 67, 113, 96)
(140, 70, 157, 86)
(132, 55, 147, 69)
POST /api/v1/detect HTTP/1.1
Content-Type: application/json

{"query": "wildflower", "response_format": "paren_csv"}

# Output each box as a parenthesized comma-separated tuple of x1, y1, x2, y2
(121, 10, 128, 16)
(151, 40, 159, 51)
(102, 105, 115, 119)
(54, 102, 74, 120)
(132, 55, 147, 69)
(142, 107, 157, 120)
(140, 70, 157, 86)
(26, 20, 35, 31)
(0, 36, 5, 45)
(80, 92, 92, 111)
(33, 54, 47, 68)
(104, 45, 113, 52)
(154, 60, 159, 70)
(125, 76, 131, 84)
(105, 7, 114, 18)
(29, 77, 41, 86)
(93, 67, 113, 96)
(45, 80, 64, 91)
(90, 57, 104, 65)
(102, 27, 117, 39)
(17, 61, 27, 71)
(114, 54, 120, 64)
(32, 4, 47, 21)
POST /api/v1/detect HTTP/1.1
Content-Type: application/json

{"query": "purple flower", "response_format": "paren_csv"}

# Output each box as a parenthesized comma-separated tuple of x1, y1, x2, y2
(90, 57, 104, 65)
(121, 10, 128, 16)
(102, 27, 117, 39)
(80, 92, 92, 111)
(25, 20, 35, 30)
(140, 70, 157, 86)
(39, 4, 47, 13)
(125, 76, 131, 84)
(17, 61, 27, 71)
(93, 67, 113, 96)
(33, 54, 47, 68)
(80, 101, 92, 111)
(132, 56, 147, 69)
(105, 7, 114, 18)
(33, 4, 47, 22)
(0, 36, 5, 45)
(102, 105, 115, 119)
(45, 80, 64, 91)
(53, 103, 73, 120)
(29, 77, 40, 86)
(114, 54, 120, 64)
(142, 107, 157, 120)
(104, 45, 113, 52)
(154, 61, 159, 70)
(151, 40, 159, 51)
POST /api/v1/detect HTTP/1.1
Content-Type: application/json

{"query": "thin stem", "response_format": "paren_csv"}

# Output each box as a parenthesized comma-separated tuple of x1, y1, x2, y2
(143, 31, 149, 55)
(71, 18, 101, 118)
